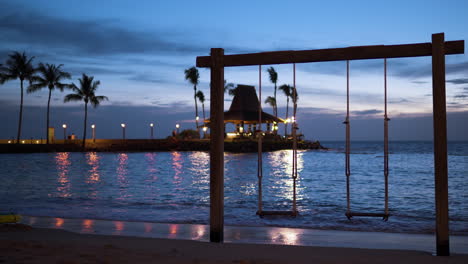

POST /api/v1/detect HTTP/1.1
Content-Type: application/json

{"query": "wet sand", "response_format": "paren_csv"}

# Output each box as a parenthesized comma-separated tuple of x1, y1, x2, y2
(2, 223, 468, 264)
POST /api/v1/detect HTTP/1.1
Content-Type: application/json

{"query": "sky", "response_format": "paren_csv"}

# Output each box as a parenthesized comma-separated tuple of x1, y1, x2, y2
(0, 0, 467, 140)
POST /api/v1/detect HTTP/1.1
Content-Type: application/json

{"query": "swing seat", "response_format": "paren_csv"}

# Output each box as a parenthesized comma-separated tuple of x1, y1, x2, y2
(345, 211, 390, 221)
(257, 210, 298, 217)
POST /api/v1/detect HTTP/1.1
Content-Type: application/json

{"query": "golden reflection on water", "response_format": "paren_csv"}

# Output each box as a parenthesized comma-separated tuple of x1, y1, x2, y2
(86, 152, 100, 183)
(266, 150, 304, 201)
(188, 152, 209, 185)
(268, 228, 301, 245)
(55, 152, 71, 198)
(145, 153, 158, 181)
(171, 152, 183, 184)
(114, 221, 125, 235)
(144, 223, 153, 233)
(54, 217, 64, 228)
(169, 224, 178, 238)
(116, 153, 129, 200)
(82, 219, 94, 233)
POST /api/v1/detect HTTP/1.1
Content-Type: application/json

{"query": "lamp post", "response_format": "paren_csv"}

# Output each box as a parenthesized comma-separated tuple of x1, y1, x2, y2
(91, 124, 96, 143)
(121, 123, 126, 140)
(62, 124, 67, 141)
(203, 126, 208, 138)
(176, 123, 180, 135)
(150, 123, 154, 139)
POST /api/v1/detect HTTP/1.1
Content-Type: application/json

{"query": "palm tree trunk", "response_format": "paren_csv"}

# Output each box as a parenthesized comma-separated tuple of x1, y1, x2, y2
(46, 89, 52, 144)
(194, 86, 199, 130)
(202, 103, 206, 121)
(16, 79, 24, 144)
(82, 102, 88, 149)
(284, 98, 289, 136)
(274, 84, 277, 118)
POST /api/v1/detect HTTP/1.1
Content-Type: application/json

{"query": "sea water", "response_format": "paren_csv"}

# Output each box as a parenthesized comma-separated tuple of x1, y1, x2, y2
(0, 141, 467, 234)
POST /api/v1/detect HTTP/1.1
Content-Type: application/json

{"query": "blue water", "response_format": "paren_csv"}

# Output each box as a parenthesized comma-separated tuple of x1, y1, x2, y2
(0, 141, 467, 234)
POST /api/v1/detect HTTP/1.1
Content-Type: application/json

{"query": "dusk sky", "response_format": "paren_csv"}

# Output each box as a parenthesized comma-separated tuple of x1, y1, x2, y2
(1, 0, 467, 140)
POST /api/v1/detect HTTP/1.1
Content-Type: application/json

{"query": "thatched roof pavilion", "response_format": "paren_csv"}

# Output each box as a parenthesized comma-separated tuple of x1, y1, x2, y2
(211, 84, 284, 125)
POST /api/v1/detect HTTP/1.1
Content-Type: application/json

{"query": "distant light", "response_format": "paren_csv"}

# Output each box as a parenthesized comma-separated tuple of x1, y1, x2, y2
(202, 126, 207, 132)
(91, 124, 95, 129)
(7, 140, 11, 144)
(239, 127, 244, 133)
(21, 140, 25, 144)
(226, 132, 237, 138)
(150, 123, 154, 127)
(121, 123, 126, 128)
(36, 140, 39, 143)
(62, 124, 67, 128)
(196, 116, 199, 121)
(176, 124, 180, 129)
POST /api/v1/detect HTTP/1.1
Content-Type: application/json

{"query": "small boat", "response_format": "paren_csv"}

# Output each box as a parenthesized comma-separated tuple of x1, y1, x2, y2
(0, 214, 22, 223)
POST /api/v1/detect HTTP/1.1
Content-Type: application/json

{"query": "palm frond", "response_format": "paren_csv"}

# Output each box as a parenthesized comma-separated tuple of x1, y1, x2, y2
(64, 94, 83, 103)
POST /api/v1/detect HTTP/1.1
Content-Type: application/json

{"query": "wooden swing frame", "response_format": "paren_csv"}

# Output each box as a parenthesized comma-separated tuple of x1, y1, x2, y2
(196, 33, 464, 256)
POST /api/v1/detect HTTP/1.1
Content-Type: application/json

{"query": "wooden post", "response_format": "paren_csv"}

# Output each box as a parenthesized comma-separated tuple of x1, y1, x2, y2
(210, 48, 224, 243)
(432, 33, 450, 256)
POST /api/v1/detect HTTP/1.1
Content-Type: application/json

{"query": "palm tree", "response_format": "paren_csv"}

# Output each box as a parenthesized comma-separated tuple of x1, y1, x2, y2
(184, 66, 200, 130)
(28, 63, 72, 144)
(279, 84, 292, 136)
(224, 80, 235, 95)
(264, 96, 276, 114)
(196, 90, 206, 122)
(64, 74, 108, 148)
(291, 87, 299, 135)
(0, 52, 36, 143)
(267, 67, 278, 118)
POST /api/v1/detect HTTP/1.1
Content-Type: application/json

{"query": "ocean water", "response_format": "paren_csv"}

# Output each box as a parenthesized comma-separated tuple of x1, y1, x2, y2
(0, 141, 467, 235)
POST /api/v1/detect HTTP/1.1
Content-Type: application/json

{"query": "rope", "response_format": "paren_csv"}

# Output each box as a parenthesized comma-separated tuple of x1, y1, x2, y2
(345, 60, 351, 217)
(384, 58, 390, 217)
(257, 65, 263, 214)
(292, 63, 298, 213)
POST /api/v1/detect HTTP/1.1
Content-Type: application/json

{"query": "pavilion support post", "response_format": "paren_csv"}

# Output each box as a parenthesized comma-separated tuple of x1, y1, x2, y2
(209, 48, 225, 243)
(431, 33, 450, 256)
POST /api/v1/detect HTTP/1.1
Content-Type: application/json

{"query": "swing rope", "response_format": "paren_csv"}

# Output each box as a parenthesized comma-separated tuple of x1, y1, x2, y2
(292, 63, 298, 213)
(384, 58, 390, 216)
(345, 60, 351, 218)
(258, 65, 263, 214)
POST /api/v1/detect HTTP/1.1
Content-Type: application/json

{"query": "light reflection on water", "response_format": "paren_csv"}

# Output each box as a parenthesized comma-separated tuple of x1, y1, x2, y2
(55, 152, 71, 198)
(2, 141, 467, 235)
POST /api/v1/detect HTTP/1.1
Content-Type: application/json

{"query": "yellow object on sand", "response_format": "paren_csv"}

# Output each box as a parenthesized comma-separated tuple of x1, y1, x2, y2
(0, 214, 22, 223)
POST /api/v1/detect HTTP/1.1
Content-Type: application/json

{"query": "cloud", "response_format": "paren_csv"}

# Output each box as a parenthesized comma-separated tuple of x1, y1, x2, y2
(351, 109, 383, 115)
(127, 74, 167, 84)
(447, 78, 468, 85)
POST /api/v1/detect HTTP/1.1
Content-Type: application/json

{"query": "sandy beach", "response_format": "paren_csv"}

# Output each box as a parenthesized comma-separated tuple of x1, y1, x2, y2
(1, 223, 467, 264)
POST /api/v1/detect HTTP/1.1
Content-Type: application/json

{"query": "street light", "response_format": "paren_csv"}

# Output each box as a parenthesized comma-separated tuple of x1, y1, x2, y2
(121, 123, 126, 140)
(62, 124, 67, 140)
(176, 123, 180, 135)
(150, 123, 154, 139)
(91, 124, 96, 143)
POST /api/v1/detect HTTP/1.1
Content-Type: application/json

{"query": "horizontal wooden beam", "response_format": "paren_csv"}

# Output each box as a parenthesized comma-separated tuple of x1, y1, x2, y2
(196, 40, 464, 68)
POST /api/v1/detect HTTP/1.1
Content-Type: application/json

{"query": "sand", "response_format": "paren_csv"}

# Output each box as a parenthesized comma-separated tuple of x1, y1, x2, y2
(1, 224, 468, 264)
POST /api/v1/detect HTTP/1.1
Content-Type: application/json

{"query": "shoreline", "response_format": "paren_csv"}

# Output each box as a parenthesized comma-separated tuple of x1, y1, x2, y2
(16, 215, 468, 254)
(0, 138, 326, 153)
(2, 221, 468, 264)
(19, 214, 467, 236)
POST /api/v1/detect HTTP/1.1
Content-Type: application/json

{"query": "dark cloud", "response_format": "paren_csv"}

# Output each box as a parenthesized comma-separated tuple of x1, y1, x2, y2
(127, 74, 167, 84)
(447, 78, 468, 85)
(388, 98, 412, 104)
(351, 109, 383, 115)
(412, 81, 428, 84)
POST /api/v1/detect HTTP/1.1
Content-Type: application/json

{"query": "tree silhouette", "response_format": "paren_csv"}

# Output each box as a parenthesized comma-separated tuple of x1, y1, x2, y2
(264, 96, 276, 114)
(64, 74, 108, 148)
(224, 80, 235, 95)
(28, 63, 72, 144)
(267, 67, 278, 118)
(184, 67, 200, 130)
(196, 90, 206, 122)
(0, 52, 36, 143)
(279, 84, 292, 136)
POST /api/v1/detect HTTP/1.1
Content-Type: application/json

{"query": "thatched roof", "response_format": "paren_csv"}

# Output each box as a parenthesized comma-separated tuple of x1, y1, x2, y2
(208, 84, 283, 124)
